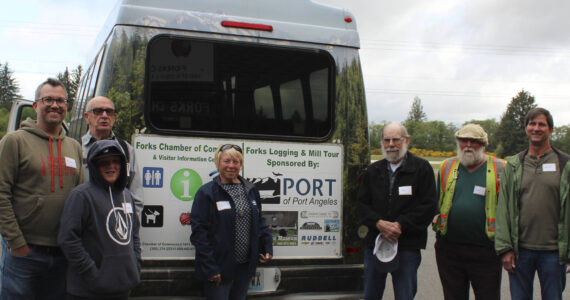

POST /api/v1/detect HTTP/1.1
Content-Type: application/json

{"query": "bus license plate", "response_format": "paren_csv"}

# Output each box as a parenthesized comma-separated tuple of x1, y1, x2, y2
(248, 267, 281, 293)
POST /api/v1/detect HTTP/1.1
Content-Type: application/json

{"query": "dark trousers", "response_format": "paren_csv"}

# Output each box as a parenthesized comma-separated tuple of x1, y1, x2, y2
(435, 238, 502, 300)
(364, 248, 422, 300)
(203, 262, 251, 300)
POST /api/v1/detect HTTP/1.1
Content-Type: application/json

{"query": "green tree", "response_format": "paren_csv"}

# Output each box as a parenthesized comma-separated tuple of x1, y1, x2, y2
(464, 118, 499, 153)
(405, 96, 427, 122)
(369, 121, 386, 149)
(56, 65, 83, 109)
(0, 62, 20, 109)
(405, 120, 426, 149)
(104, 31, 147, 142)
(407, 120, 456, 151)
(495, 89, 537, 157)
(0, 106, 9, 139)
(333, 58, 369, 263)
(552, 125, 570, 153)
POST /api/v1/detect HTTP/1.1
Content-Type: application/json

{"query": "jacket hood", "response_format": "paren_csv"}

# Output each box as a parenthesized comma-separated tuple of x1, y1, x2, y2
(87, 139, 128, 190)
(20, 117, 66, 139)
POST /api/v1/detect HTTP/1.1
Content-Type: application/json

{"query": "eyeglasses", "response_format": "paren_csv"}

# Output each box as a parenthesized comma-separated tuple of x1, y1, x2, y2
(37, 96, 68, 106)
(87, 108, 116, 116)
(219, 144, 242, 153)
(383, 137, 404, 144)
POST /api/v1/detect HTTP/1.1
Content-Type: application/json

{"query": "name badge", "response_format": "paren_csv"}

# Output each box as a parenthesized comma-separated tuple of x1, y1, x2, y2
(216, 201, 231, 211)
(123, 203, 133, 214)
(542, 163, 556, 172)
(399, 185, 412, 196)
(252, 200, 257, 206)
(65, 157, 77, 169)
(473, 185, 486, 196)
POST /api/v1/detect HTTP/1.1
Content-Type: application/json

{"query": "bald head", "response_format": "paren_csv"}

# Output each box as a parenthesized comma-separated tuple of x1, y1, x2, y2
(382, 122, 408, 138)
(84, 96, 117, 140)
(86, 96, 114, 111)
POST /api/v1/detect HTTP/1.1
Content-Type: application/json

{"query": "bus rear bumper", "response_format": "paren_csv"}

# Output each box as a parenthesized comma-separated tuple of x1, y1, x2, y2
(131, 264, 364, 297)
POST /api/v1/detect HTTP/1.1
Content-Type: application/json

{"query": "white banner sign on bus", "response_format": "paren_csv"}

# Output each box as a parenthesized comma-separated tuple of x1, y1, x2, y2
(134, 135, 343, 259)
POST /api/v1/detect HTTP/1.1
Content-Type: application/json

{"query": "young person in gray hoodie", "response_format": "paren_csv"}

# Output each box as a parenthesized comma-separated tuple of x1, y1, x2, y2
(58, 139, 141, 299)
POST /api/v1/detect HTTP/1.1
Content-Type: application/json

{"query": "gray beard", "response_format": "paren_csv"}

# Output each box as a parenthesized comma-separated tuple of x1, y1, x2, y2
(457, 146, 485, 167)
(382, 143, 408, 163)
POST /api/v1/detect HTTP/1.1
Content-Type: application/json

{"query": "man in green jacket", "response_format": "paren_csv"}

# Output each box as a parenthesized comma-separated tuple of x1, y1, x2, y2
(495, 107, 570, 300)
(0, 78, 84, 299)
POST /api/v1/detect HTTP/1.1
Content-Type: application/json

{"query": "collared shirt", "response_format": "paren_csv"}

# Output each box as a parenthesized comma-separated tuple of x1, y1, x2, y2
(519, 150, 560, 250)
(387, 154, 407, 202)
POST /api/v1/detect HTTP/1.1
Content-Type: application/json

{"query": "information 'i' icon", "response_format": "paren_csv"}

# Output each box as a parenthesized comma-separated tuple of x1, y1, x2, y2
(170, 168, 202, 201)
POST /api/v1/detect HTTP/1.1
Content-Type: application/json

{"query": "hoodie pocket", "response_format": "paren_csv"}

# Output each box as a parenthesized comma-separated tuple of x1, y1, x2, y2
(88, 254, 141, 294)
(14, 196, 41, 223)
(17, 194, 66, 237)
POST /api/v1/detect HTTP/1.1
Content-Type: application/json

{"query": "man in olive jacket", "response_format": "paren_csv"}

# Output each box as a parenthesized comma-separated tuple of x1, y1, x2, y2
(495, 107, 570, 300)
(358, 122, 437, 300)
(0, 78, 84, 299)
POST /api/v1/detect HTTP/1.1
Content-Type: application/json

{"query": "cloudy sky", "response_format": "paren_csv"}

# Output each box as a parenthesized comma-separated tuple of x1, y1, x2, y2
(2, 0, 570, 126)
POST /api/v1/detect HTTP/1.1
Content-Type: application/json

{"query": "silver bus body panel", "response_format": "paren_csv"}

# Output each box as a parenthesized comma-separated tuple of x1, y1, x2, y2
(89, 0, 359, 63)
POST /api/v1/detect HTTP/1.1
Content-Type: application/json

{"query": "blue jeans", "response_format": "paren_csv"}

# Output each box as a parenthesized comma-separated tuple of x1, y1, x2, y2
(0, 240, 67, 300)
(508, 248, 566, 300)
(203, 262, 251, 300)
(364, 247, 422, 300)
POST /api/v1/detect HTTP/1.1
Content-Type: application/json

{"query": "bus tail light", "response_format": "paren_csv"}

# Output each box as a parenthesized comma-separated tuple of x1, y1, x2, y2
(346, 247, 360, 254)
(221, 21, 273, 32)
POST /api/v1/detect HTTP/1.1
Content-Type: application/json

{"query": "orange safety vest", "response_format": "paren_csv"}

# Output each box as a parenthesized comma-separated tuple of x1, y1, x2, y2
(433, 156, 506, 240)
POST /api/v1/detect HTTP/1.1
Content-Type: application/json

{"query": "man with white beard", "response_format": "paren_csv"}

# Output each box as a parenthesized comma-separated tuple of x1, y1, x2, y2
(433, 123, 505, 300)
(358, 122, 437, 300)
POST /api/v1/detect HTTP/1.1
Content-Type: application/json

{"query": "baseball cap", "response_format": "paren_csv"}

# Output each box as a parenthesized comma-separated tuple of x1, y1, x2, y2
(373, 233, 398, 262)
(455, 123, 488, 146)
(94, 147, 122, 161)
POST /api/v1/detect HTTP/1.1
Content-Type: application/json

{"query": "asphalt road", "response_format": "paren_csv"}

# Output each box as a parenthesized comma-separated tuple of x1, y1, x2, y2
(1, 231, 568, 299)
(381, 230, 570, 300)
(131, 230, 570, 299)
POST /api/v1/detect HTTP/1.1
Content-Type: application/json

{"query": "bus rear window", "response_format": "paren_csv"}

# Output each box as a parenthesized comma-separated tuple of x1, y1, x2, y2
(146, 36, 333, 139)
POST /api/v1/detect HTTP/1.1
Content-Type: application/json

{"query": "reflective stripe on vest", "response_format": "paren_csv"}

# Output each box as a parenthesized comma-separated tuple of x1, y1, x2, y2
(433, 156, 505, 240)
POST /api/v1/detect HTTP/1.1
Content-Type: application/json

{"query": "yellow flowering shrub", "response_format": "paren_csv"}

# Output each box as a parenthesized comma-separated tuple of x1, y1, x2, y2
(371, 148, 496, 158)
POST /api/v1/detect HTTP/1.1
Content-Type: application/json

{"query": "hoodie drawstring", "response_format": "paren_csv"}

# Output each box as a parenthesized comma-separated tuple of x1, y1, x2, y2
(48, 136, 65, 192)
(58, 138, 63, 188)
(109, 187, 130, 240)
(49, 136, 55, 192)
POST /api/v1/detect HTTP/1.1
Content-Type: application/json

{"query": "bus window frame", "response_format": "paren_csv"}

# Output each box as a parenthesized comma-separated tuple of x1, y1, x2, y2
(69, 46, 107, 140)
(143, 34, 336, 142)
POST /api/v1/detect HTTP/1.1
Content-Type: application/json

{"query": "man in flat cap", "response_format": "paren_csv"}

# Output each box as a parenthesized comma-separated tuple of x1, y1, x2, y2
(433, 123, 505, 300)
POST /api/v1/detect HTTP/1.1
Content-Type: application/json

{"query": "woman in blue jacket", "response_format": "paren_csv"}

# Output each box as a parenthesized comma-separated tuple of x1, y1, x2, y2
(190, 144, 273, 300)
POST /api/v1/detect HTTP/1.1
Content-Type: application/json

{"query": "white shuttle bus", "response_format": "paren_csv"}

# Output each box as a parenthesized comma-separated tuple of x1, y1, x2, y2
(19, 0, 370, 297)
